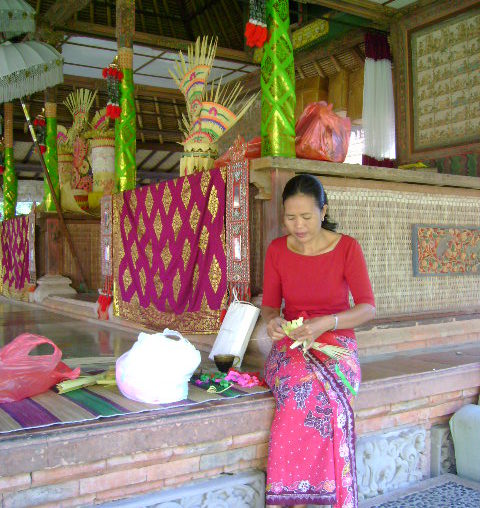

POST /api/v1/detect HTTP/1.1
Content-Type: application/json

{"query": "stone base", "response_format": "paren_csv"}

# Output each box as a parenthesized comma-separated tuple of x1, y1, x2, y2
(99, 470, 265, 507)
(33, 275, 77, 303)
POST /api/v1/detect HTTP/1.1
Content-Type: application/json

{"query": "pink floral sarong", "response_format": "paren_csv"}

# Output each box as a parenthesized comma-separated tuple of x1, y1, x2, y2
(264, 332, 361, 507)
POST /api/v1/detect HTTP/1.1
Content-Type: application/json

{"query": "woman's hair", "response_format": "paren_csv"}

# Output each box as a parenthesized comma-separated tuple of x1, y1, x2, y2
(282, 174, 337, 231)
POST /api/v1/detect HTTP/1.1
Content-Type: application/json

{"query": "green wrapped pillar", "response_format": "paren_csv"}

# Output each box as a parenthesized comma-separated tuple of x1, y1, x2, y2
(44, 99, 60, 211)
(3, 103, 17, 220)
(261, 0, 296, 157)
(115, 0, 136, 192)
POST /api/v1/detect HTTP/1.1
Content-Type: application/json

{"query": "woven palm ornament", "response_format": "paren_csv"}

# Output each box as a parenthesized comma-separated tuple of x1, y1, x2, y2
(169, 36, 257, 176)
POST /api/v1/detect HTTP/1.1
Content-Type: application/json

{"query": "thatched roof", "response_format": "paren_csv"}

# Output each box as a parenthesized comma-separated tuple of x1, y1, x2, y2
(11, 0, 422, 183)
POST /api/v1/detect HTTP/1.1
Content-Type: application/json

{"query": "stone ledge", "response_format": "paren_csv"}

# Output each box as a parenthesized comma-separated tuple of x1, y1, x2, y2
(251, 157, 480, 191)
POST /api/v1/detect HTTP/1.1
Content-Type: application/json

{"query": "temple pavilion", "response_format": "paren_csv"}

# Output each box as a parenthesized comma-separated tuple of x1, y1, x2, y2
(0, 0, 479, 507)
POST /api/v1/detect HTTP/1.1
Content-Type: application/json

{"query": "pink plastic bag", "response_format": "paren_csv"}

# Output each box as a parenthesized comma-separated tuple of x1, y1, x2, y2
(295, 102, 351, 163)
(0, 333, 80, 403)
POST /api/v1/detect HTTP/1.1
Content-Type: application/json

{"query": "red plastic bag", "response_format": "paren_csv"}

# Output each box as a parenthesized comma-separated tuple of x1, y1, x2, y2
(295, 102, 351, 163)
(0, 333, 81, 403)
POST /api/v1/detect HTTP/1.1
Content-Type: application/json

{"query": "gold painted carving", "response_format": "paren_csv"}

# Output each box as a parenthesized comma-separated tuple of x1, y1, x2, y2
(190, 203, 200, 234)
(193, 263, 199, 290)
(129, 190, 137, 211)
(182, 240, 191, 270)
(138, 213, 146, 240)
(153, 210, 163, 240)
(131, 241, 138, 265)
(201, 170, 211, 196)
(173, 268, 181, 302)
(122, 266, 132, 292)
(163, 185, 173, 215)
(208, 186, 219, 221)
(145, 240, 153, 267)
(145, 187, 153, 212)
(172, 208, 183, 241)
(181, 178, 191, 210)
(199, 225, 209, 254)
(209, 254, 221, 293)
(161, 240, 172, 269)
(153, 271, 163, 299)
(139, 266, 146, 294)
(123, 214, 132, 238)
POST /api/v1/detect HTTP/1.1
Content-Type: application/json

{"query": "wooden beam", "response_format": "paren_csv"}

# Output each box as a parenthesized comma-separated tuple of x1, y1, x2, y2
(61, 74, 185, 101)
(312, 60, 325, 78)
(63, 21, 253, 63)
(330, 55, 342, 72)
(351, 46, 365, 66)
(43, 0, 92, 27)
(137, 170, 179, 180)
(297, 0, 395, 24)
(137, 150, 157, 170)
(152, 151, 175, 171)
(295, 29, 366, 67)
(13, 129, 182, 152)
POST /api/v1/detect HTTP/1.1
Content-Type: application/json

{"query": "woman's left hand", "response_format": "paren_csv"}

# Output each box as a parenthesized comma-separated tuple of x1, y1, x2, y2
(289, 317, 331, 350)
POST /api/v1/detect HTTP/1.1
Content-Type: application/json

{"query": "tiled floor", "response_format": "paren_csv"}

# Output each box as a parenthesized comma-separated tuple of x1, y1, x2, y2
(0, 297, 138, 362)
(2, 296, 480, 382)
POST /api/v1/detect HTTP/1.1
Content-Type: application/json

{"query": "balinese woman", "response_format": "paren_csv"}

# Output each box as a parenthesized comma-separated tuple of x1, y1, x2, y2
(262, 174, 376, 508)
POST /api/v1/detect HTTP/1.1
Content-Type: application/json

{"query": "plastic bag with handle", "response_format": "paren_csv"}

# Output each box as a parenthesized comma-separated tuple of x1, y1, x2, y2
(295, 102, 351, 163)
(116, 329, 201, 404)
(0, 333, 81, 403)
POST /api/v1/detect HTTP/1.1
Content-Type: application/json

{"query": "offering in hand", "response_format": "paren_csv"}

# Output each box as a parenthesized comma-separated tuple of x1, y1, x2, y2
(281, 317, 304, 337)
(283, 316, 351, 360)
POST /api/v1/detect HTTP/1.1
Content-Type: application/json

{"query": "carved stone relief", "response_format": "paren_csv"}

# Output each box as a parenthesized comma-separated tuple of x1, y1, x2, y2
(102, 470, 265, 508)
(431, 424, 456, 477)
(356, 426, 427, 500)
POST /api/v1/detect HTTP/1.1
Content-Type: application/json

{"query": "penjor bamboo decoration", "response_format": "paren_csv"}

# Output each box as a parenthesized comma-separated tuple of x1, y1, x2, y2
(169, 36, 258, 176)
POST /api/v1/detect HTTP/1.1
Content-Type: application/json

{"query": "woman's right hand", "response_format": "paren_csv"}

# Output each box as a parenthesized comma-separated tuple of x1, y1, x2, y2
(267, 316, 287, 341)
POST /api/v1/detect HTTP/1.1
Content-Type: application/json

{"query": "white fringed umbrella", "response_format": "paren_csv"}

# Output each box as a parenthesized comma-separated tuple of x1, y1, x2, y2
(0, 40, 63, 103)
(0, 38, 87, 288)
(0, 0, 35, 39)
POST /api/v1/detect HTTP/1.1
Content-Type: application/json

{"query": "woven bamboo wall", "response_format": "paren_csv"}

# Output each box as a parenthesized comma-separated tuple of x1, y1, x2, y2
(326, 185, 480, 317)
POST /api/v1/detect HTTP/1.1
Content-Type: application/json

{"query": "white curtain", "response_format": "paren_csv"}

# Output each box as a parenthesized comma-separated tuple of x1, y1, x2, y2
(363, 57, 396, 161)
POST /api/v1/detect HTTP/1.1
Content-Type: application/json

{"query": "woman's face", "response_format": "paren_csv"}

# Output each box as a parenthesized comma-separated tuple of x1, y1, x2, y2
(283, 193, 326, 243)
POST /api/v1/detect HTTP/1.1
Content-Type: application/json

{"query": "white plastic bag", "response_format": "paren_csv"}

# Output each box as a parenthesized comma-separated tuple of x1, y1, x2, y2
(116, 329, 201, 404)
(209, 292, 260, 367)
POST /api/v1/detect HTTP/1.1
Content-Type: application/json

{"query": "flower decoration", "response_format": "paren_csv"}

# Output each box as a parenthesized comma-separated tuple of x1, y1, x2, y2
(33, 113, 46, 154)
(102, 58, 123, 119)
(245, 0, 267, 48)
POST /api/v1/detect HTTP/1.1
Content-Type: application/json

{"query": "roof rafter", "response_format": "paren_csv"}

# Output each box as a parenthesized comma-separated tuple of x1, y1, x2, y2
(63, 21, 253, 63)
(298, 0, 395, 24)
(43, 0, 92, 27)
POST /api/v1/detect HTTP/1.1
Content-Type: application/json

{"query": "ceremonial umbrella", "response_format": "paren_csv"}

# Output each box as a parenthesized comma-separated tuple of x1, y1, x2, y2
(0, 40, 63, 103)
(0, 39, 89, 289)
(0, 0, 35, 39)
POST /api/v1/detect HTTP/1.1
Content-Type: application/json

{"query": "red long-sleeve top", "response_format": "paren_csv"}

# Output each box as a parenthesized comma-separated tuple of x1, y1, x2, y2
(262, 235, 375, 338)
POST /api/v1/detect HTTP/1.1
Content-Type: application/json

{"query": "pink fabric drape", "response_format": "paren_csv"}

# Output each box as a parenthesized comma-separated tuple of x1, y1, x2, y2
(1, 216, 30, 299)
(113, 169, 227, 333)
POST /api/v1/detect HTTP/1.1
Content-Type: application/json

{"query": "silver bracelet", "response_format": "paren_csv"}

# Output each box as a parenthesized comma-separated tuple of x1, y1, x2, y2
(332, 314, 338, 331)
